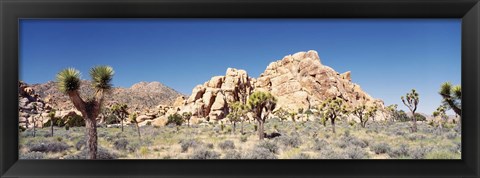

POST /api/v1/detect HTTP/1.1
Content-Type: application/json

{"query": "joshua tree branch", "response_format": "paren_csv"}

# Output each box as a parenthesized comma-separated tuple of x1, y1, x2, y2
(67, 91, 86, 114)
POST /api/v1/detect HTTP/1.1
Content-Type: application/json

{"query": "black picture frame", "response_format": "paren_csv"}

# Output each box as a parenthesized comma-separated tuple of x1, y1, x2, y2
(1, 0, 479, 177)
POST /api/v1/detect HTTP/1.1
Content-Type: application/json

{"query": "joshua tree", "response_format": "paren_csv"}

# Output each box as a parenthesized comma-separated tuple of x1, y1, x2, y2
(182, 112, 193, 127)
(56, 66, 114, 159)
(319, 97, 348, 134)
(247, 91, 277, 140)
(386, 104, 398, 122)
(368, 105, 378, 122)
(111, 103, 129, 132)
(227, 101, 247, 134)
(130, 112, 141, 138)
(433, 105, 448, 128)
(401, 89, 419, 132)
(47, 109, 56, 137)
(289, 112, 297, 123)
(274, 107, 289, 123)
(304, 109, 313, 121)
(439, 82, 461, 116)
(297, 108, 304, 121)
(352, 104, 376, 128)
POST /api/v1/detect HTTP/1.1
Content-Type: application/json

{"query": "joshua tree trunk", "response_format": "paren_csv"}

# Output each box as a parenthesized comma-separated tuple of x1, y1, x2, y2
(33, 118, 36, 137)
(232, 122, 236, 134)
(67, 91, 102, 159)
(412, 113, 417, 132)
(331, 117, 336, 134)
(85, 117, 98, 159)
(240, 120, 244, 135)
(359, 116, 365, 128)
(257, 120, 264, 140)
(25, 118, 29, 130)
(135, 122, 141, 138)
(410, 110, 417, 132)
(51, 120, 54, 137)
(121, 118, 124, 132)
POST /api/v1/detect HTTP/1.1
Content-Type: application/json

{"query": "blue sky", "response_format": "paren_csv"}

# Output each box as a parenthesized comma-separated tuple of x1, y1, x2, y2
(19, 19, 461, 114)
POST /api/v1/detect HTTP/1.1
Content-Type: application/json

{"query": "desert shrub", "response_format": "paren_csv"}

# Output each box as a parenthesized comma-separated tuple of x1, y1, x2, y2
(370, 142, 391, 154)
(213, 126, 221, 133)
(42, 132, 51, 137)
(348, 120, 356, 127)
(406, 133, 426, 141)
(218, 140, 235, 150)
(394, 130, 406, 136)
(240, 135, 248, 142)
(162, 154, 173, 159)
(64, 114, 85, 127)
(453, 142, 461, 153)
(318, 147, 346, 159)
(414, 113, 427, 122)
(19, 126, 27, 132)
(179, 139, 200, 153)
(206, 143, 214, 149)
(104, 114, 118, 124)
(126, 140, 142, 153)
(114, 138, 129, 150)
(291, 153, 311, 159)
(388, 144, 410, 158)
(256, 140, 279, 154)
(425, 151, 459, 159)
(223, 150, 242, 159)
(28, 140, 70, 153)
(344, 146, 368, 159)
(97, 130, 107, 137)
(189, 147, 220, 159)
(64, 147, 118, 159)
(279, 135, 302, 148)
(138, 147, 149, 157)
(335, 139, 349, 149)
(20, 152, 46, 159)
(243, 147, 277, 159)
(312, 139, 329, 151)
(445, 132, 458, 140)
(349, 137, 368, 148)
(75, 139, 86, 151)
(454, 123, 461, 133)
(167, 123, 176, 128)
(411, 145, 433, 159)
(167, 113, 184, 126)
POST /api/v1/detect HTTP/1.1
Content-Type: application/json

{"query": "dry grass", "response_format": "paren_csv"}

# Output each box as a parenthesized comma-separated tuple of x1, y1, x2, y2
(19, 119, 461, 159)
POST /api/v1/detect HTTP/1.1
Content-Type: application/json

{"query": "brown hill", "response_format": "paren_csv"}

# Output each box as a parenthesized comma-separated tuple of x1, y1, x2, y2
(30, 80, 185, 111)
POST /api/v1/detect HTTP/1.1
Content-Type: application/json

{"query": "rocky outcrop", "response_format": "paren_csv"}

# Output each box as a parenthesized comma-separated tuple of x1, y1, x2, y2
(256, 50, 385, 112)
(18, 81, 53, 128)
(184, 50, 386, 121)
(183, 68, 255, 121)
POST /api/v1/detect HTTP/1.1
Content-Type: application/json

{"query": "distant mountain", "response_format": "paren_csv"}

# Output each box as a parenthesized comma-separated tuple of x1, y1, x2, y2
(29, 80, 185, 111)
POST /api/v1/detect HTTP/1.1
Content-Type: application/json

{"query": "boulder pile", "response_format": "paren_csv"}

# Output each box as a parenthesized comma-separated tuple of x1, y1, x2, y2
(183, 50, 386, 121)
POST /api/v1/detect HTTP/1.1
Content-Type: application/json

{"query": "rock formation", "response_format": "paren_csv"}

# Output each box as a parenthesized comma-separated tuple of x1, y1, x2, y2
(256, 50, 384, 112)
(184, 50, 386, 121)
(183, 68, 255, 121)
(18, 81, 52, 128)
